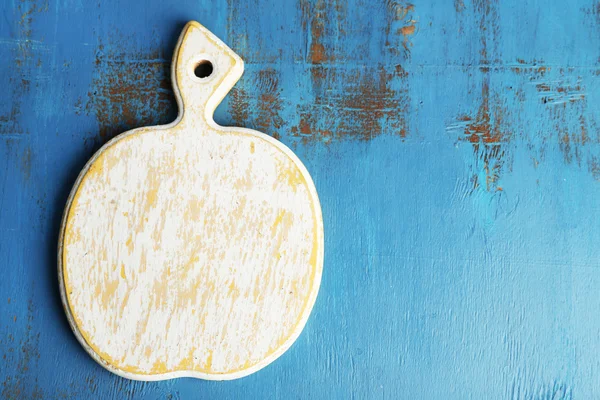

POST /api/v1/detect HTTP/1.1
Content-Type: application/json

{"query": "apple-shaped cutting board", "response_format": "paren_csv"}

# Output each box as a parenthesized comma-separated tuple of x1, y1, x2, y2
(58, 21, 323, 380)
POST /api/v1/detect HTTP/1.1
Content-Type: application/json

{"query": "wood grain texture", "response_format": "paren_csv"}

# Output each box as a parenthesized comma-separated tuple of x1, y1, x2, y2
(1, 0, 600, 398)
(59, 22, 323, 380)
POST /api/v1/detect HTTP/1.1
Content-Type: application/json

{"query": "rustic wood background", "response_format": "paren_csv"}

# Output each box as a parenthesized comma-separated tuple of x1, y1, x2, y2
(1, 0, 599, 398)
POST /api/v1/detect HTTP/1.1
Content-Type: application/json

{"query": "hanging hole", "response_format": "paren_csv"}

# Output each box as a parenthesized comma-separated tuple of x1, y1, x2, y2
(194, 60, 213, 79)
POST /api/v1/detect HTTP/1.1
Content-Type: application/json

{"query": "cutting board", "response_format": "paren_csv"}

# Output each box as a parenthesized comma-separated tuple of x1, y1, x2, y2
(58, 21, 323, 381)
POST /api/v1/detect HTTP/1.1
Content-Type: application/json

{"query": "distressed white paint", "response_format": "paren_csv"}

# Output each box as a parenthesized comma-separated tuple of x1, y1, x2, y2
(58, 21, 323, 381)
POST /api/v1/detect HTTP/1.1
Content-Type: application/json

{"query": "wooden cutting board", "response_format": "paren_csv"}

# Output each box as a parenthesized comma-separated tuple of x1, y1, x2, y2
(58, 21, 323, 381)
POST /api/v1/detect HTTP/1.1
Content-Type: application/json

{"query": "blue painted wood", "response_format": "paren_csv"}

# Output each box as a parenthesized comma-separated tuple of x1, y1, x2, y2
(1, 0, 599, 398)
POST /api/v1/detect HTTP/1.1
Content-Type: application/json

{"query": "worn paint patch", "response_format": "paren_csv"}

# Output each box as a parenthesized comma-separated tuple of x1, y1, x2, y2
(307, 0, 330, 64)
(448, 2, 600, 194)
(20, 147, 32, 181)
(534, 75, 588, 167)
(534, 75, 599, 180)
(386, 2, 417, 55)
(447, 0, 516, 193)
(226, 1, 416, 144)
(229, 69, 283, 140)
(455, 80, 510, 193)
(473, 0, 501, 64)
(450, 60, 599, 195)
(0, 0, 48, 136)
(290, 2, 415, 142)
(300, 0, 425, 65)
(582, 1, 600, 24)
(448, 1, 523, 193)
(511, 58, 549, 76)
(300, 0, 347, 64)
(83, 36, 176, 145)
(292, 64, 409, 142)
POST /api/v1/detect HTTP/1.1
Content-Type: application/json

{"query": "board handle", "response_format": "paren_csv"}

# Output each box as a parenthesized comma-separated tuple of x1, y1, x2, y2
(172, 21, 244, 126)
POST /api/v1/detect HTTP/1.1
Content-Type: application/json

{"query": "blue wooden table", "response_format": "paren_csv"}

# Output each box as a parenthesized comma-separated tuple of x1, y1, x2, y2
(1, 0, 599, 398)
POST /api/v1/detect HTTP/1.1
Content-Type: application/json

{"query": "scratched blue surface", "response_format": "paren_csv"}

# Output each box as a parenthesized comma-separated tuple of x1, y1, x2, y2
(1, 0, 600, 398)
